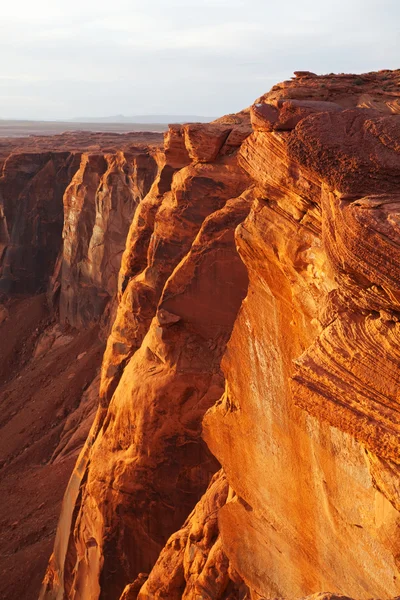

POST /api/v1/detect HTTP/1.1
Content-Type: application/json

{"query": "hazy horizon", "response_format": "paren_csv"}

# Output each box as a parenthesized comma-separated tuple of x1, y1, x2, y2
(1, 0, 399, 120)
(0, 114, 217, 123)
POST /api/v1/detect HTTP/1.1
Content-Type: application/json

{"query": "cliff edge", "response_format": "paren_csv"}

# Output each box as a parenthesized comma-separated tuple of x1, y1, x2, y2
(4, 70, 400, 600)
(41, 69, 400, 600)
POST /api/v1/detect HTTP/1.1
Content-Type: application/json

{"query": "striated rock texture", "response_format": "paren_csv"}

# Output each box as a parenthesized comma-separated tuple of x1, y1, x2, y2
(0, 132, 162, 600)
(0, 132, 161, 298)
(41, 69, 400, 600)
(0, 151, 81, 293)
(40, 117, 252, 600)
(56, 149, 157, 329)
(204, 70, 400, 599)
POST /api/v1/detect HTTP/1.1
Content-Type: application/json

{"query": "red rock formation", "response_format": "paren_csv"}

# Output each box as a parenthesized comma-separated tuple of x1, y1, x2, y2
(56, 149, 157, 329)
(0, 151, 81, 293)
(0, 132, 161, 600)
(0, 132, 162, 298)
(17, 70, 400, 600)
(119, 70, 400, 599)
(0, 294, 104, 600)
(202, 71, 400, 599)
(134, 470, 248, 600)
(99, 123, 249, 403)
(40, 121, 251, 599)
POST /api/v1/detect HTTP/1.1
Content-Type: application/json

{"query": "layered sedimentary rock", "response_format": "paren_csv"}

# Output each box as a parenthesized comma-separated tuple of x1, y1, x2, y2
(204, 71, 400, 598)
(0, 132, 162, 600)
(0, 151, 81, 293)
(55, 149, 157, 329)
(41, 69, 400, 600)
(40, 118, 252, 600)
(0, 133, 161, 298)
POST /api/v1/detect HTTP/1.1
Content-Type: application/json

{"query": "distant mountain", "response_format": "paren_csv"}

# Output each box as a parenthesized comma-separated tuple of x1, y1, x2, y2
(69, 114, 216, 124)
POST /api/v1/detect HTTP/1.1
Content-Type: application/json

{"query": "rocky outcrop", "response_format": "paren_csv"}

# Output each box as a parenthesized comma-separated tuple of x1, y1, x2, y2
(40, 119, 252, 599)
(56, 149, 158, 329)
(36, 69, 400, 600)
(99, 123, 249, 403)
(0, 133, 162, 600)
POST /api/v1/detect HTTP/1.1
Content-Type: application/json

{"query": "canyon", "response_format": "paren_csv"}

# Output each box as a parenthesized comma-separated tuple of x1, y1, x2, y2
(0, 130, 162, 599)
(1, 70, 400, 600)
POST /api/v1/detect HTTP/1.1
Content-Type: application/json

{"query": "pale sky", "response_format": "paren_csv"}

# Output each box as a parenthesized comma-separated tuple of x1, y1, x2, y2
(0, 0, 398, 120)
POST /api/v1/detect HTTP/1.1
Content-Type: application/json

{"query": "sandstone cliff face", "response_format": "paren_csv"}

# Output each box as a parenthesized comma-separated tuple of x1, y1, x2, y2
(0, 151, 81, 294)
(204, 72, 400, 598)
(41, 70, 400, 600)
(0, 133, 162, 600)
(56, 149, 157, 329)
(0, 132, 161, 306)
(40, 119, 252, 600)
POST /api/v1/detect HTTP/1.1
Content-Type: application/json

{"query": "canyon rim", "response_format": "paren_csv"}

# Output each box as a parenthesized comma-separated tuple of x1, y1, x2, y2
(1, 69, 400, 600)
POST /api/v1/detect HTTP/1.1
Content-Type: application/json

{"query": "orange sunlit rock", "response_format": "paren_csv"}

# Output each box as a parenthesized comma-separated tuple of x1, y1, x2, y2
(3, 71, 400, 600)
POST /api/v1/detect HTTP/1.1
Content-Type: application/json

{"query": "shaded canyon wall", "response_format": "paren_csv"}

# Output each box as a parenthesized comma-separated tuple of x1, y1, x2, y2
(0, 134, 161, 600)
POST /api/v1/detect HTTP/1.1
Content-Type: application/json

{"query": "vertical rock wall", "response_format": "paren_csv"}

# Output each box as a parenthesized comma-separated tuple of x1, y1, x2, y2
(41, 70, 400, 600)
(0, 151, 81, 294)
(0, 135, 161, 600)
(40, 119, 253, 599)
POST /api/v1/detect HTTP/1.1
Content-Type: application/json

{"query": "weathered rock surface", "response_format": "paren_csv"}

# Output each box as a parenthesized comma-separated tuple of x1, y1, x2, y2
(135, 470, 248, 600)
(99, 132, 249, 403)
(182, 123, 233, 162)
(8, 70, 400, 600)
(0, 132, 162, 302)
(40, 119, 251, 599)
(0, 151, 81, 293)
(0, 132, 162, 600)
(202, 70, 400, 599)
(56, 149, 158, 329)
(124, 70, 400, 599)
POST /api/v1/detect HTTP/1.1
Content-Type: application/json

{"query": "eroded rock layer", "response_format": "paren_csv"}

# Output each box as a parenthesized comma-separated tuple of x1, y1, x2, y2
(205, 71, 400, 599)
(40, 69, 400, 600)
(56, 149, 158, 329)
(40, 118, 252, 600)
(0, 132, 162, 600)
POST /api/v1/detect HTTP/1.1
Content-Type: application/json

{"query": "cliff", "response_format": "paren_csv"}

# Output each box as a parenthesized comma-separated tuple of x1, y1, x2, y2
(3, 70, 400, 600)
(40, 118, 252, 599)
(0, 132, 162, 600)
(38, 69, 400, 600)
